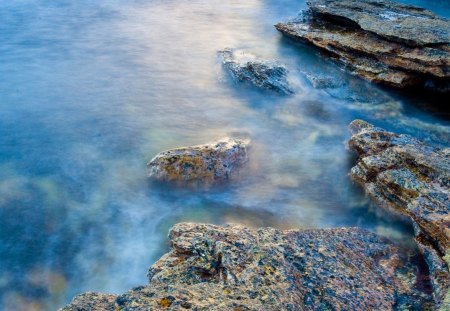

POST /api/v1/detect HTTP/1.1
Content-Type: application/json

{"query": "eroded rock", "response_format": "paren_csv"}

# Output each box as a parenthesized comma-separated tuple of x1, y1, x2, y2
(218, 48, 293, 94)
(147, 137, 249, 184)
(275, 0, 450, 91)
(61, 223, 432, 310)
(348, 119, 450, 308)
(60, 293, 117, 311)
(308, 0, 450, 46)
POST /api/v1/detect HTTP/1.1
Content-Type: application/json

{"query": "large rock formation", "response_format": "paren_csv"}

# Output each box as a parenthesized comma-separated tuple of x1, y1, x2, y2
(61, 223, 432, 310)
(275, 0, 450, 91)
(147, 137, 249, 184)
(348, 119, 450, 308)
(218, 48, 293, 94)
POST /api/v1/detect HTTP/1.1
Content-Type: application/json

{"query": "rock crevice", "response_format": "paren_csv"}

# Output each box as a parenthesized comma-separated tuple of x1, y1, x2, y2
(348, 119, 450, 308)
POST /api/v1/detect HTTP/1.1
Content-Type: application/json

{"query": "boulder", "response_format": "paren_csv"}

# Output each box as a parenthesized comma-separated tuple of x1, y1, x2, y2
(61, 223, 432, 310)
(348, 119, 450, 308)
(275, 0, 450, 91)
(147, 137, 249, 184)
(218, 48, 293, 94)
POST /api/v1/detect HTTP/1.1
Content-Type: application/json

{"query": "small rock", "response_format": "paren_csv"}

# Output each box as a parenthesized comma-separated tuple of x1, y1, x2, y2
(147, 137, 249, 184)
(218, 48, 293, 94)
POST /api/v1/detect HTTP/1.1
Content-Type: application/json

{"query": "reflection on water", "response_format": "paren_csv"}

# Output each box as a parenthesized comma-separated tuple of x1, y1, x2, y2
(0, 0, 449, 310)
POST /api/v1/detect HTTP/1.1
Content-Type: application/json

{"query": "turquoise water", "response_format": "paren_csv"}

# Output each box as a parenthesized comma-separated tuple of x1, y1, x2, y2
(0, 0, 449, 310)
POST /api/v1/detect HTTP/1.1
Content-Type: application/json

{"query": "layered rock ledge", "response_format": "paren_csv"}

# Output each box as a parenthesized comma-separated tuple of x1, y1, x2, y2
(275, 0, 450, 91)
(348, 119, 450, 308)
(147, 137, 249, 184)
(218, 48, 293, 94)
(61, 223, 432, 310)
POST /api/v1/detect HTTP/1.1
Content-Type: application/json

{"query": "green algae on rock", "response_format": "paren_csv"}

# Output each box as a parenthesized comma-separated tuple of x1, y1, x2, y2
(218, 48, 293, 94)
(147, 137, 249, 184)
(348, 119, 450, 308)
(61, 223, 432, 310)
(275, 0, 450, 91)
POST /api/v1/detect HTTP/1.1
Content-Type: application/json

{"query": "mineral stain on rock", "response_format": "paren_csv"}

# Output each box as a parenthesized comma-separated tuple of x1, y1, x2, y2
(218, 48, 294, 94)
(147, 137, 250, 184)
(60, 223, 433, 310)
(348, 119, 450, 308)
(275, 0, 450, 91)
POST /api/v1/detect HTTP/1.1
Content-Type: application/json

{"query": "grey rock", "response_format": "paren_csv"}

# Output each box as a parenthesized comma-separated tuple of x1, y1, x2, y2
(219, 48, 293, 94)
(348, 119, 450, 308)
(61, 223, 432, 310)
(308, 0, 450, 46)
(275, 0, 450, 91)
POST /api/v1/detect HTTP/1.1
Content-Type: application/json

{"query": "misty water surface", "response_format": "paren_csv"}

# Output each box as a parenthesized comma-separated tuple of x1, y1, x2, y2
(0, 0, 449, 310)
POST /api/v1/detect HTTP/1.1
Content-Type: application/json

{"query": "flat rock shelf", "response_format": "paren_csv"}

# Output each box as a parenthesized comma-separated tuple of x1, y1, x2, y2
(275, 0, 450, 92)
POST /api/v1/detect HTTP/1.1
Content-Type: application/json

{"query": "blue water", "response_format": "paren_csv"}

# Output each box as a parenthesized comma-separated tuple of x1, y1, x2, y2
(0, 0, 449, 310)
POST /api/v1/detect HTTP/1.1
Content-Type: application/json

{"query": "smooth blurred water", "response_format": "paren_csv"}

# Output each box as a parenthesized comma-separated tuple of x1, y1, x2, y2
(0, 0, 449, 310)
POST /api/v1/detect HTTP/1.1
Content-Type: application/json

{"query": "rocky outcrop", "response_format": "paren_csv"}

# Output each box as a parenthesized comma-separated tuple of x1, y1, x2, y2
(275, 0, 450, 91)
(218, 48, 293, 94)
(147, 138, 249, 184)
(60, 293, 117, 311)
(348, 119, 450, 308)
(61, 223, 432, 310)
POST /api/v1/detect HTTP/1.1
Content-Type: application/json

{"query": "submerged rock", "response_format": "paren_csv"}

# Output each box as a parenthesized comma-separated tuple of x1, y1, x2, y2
(147, 137, 249, 184)
(275, 0, 450, 91)
(61, 223, 432, 310)
(218, 48, 293, 94)
(348, 119, 450, 308)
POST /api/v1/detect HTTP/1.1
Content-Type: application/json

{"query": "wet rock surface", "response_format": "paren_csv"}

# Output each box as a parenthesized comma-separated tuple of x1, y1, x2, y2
(147, 137, 249, 184)
(275, 0, 450, 91)
(61, 223, 432, 310)
(218, 48, 293, 94)
(348, 119, 450, 308)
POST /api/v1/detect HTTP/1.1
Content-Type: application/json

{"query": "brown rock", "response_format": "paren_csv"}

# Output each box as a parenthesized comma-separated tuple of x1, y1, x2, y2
(147, 137, 249, 185)
(275, 0, 450, 91)
(61, 223, 432, 310)
(348, 119, 450, 308)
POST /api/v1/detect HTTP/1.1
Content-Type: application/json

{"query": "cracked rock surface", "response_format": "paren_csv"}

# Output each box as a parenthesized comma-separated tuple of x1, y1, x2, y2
(275, 0, 450, 91)
(348, 119, 450, 308)
(61, 223, 432, 310)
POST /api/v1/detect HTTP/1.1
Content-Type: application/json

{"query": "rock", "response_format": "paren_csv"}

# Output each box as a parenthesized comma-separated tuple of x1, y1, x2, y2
(147, 137, 249, 184)
(308, 0, 450, 46)
(304, 72, 345, 89)
(218, 48, 293, 94)
(348, 119, 450, 308)
(275, 0, 450, 91)
(61, 223, 432, 310)
(59, 292, 117, 311)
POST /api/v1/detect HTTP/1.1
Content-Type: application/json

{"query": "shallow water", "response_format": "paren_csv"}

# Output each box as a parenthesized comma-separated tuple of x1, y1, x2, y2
(0, 0, 449, 310)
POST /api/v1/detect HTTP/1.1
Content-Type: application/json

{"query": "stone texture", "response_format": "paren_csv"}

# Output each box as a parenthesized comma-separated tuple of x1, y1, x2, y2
(147, 137, 249, 184)
(60, 292, 117, 311)
(218, 48, 293, 94)
(348, 119, 450, 308)
(61, 223, 432, 310)
(275, 0, 450, 91)
(308, 0, 450, 46)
